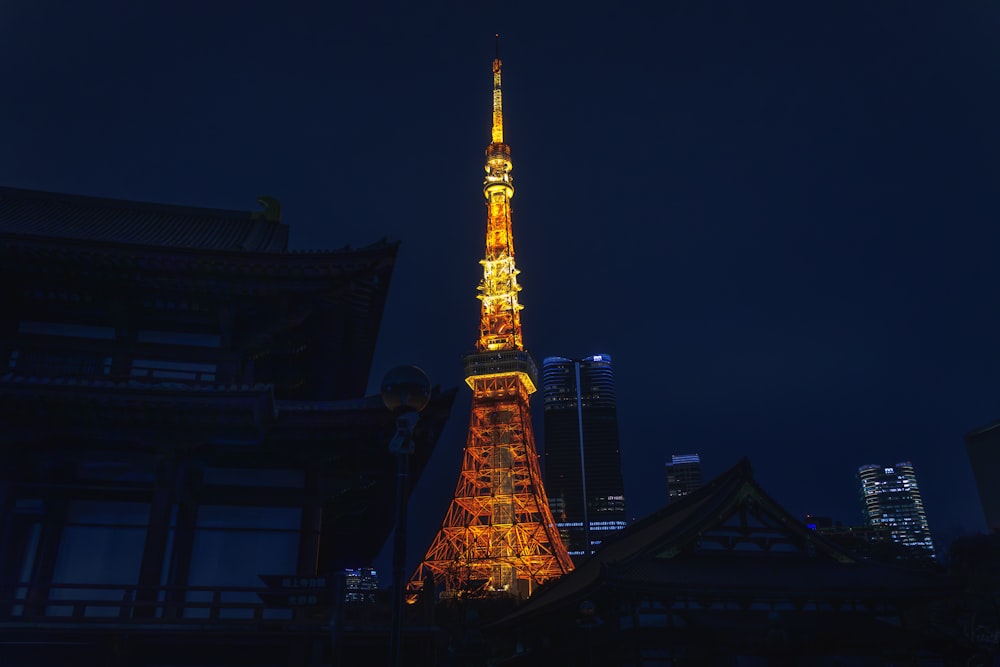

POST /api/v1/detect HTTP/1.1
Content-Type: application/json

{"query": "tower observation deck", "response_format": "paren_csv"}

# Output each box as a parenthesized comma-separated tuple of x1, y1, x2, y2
(409, 39, 573, 598)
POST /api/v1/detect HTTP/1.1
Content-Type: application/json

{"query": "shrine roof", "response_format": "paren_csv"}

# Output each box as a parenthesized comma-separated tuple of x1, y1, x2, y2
(491, 459, 953, 629)
(0, 186, 289, 252)
(966, 417, 1000, 440)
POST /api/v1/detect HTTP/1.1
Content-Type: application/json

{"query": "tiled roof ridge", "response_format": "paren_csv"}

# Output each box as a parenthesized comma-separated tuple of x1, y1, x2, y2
(608, 457, 753, 541)
(487, 460, 756, 621)
(599, 458, 753, 565)
(0, 187, 407, 257)
(1, 233, 398, 268)
(0, 185, 258, 221)
(602, 457, 858, 567)
(0, 185, 290, 252)
(965, 418, 1000, 439)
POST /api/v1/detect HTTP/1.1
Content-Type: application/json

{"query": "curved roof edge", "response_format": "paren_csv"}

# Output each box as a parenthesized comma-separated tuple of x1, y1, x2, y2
(0, 186, 396, 255)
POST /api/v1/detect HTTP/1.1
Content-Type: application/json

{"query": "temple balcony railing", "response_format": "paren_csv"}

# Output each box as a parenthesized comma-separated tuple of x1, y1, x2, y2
(0, 581, 329, 628)
(127, 359, 219, 384)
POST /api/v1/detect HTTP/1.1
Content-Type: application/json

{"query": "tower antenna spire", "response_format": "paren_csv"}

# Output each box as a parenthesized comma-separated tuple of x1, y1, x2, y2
(491, 35, 504, 145)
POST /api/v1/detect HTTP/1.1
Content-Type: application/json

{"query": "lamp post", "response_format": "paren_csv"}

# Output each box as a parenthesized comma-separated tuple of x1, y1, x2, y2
(381, 365, 431, 667)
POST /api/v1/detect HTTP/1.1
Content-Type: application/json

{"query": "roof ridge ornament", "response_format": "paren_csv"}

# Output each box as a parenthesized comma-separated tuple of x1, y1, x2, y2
(253, 196, 281, 222)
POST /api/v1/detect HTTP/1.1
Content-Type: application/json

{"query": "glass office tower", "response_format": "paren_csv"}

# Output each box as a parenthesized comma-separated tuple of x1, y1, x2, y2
(857, 462, 935, 559)
(665, 453, 703, 502)
(542, 355, 627, 561)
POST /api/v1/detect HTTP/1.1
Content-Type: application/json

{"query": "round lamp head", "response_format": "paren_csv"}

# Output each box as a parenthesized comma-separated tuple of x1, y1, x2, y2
(381, 365, 431, 414)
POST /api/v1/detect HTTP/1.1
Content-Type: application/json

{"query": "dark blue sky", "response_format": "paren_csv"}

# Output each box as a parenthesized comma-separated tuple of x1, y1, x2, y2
(3, 1, 999, 561)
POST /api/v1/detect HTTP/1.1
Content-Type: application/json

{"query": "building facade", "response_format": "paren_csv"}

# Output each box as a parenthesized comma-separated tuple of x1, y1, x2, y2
(665, 453, 702, 502)
(858, 462, 936, 560)
(542, 355, 627, 561)
(0, 186, 456, 665)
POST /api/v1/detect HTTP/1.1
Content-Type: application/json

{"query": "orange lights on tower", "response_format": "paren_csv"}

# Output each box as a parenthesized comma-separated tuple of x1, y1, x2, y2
(408, 40, 573, 599)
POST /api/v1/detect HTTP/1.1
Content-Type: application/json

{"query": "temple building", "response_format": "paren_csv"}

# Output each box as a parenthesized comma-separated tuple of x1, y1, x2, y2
(487, 460, 963, 665)
(0, 186, 456, 666)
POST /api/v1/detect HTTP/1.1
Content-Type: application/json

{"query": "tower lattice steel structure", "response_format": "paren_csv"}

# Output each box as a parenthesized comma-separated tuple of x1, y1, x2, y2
(410, 40, 573, 598)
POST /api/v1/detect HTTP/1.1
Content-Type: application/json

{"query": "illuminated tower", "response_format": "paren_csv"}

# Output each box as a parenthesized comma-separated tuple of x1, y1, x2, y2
(410, 40, 573, 598)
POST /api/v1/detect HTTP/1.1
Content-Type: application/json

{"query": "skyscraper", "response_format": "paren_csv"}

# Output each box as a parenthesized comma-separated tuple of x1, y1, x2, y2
(542, 355, 627, 561)
(857, 462, 935, 559)
(409, 41, 573, 598)
(665, 454, 703, 502)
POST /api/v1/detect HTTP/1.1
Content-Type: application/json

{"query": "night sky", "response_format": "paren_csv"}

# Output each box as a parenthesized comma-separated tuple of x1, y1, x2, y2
(3, 2, 999, 566)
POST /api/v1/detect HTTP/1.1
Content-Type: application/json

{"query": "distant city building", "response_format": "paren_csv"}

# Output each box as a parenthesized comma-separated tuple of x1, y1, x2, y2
(857, 462, 935, 559)
(807, 521, 906, 564)
(965, 420, 1000, 531)
(665, 454, 703, 502)
(542, 355, 627, 561)
(805, 514, 932, 565)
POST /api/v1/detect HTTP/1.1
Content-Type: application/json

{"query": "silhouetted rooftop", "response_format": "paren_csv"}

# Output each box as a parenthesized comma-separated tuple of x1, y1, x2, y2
(0, 186, 289, 252)
(492, 458, 953, 630)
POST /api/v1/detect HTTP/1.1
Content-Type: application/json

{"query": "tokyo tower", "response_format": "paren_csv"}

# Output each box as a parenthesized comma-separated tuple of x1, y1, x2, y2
(409, 38, 573, 598)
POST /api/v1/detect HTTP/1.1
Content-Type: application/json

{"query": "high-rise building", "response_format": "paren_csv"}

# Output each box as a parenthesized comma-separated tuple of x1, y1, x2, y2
(409, 41, 573, 599)
(857, 462, 935, 559)
(666, 454, 703, 502)
(542, 355, 627, 561)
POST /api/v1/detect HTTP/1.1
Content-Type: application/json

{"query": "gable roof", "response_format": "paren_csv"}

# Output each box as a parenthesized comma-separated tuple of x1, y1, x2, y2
(491, 459, 951, 628)
(0, 186, 289, 252)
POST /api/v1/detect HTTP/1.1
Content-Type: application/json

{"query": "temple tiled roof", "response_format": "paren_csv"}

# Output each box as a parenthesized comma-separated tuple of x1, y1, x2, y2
(966, 418, 1000, 439)
(0, 186, 289, 252)
(491, 459, 953, 629)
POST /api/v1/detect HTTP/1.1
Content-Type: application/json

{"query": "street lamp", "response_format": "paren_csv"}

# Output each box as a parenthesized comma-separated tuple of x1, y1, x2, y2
(381, 365, 431, 667)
